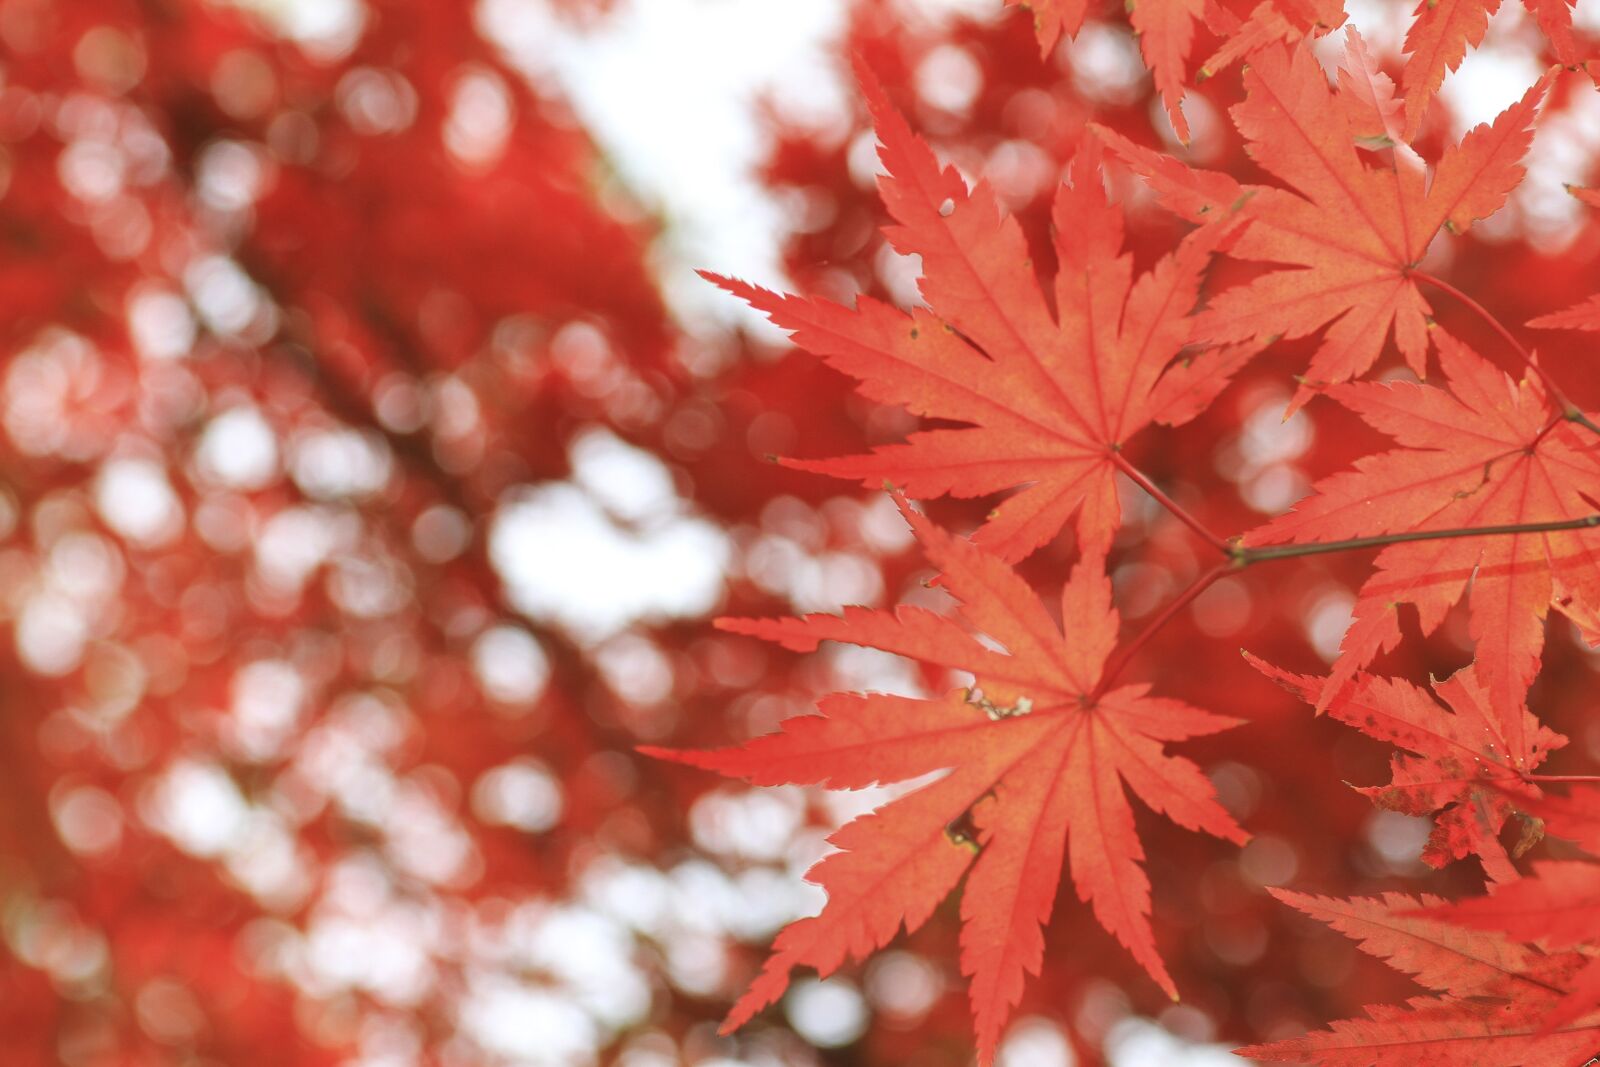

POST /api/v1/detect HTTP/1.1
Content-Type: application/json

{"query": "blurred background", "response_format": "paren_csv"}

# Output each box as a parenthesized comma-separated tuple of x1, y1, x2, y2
(1, 0, 1599, 1064)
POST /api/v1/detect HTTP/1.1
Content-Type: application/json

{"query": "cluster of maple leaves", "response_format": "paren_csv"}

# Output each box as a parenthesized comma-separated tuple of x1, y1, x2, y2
(4, 0, 1600, 1063)
(656, 3, 1600, 1064)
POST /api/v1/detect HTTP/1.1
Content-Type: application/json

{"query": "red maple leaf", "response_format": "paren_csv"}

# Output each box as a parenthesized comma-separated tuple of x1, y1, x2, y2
(711, 66, 1252, 563)
(645, 498, 1245, 1063)
(1243, 331, 1600, 719)
(1240, 889, 1600, 1065)
(1099, 38, 1550, 411)
(1415, 860, 1600, 948)
(1530, 292, 1600, 332)
(1414, 860, 1600, 1032)
(1248, 655, 1567, 882)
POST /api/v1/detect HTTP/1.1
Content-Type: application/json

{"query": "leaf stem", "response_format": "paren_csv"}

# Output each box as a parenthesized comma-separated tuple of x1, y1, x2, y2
(1234, 514, 1600, 565)
(1411, 269, 1600, 437)
(1091, 562, 1229, 701)
(1111, 452, 1231, 555)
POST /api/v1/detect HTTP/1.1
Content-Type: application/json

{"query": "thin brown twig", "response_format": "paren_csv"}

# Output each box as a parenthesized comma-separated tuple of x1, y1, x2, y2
(1235, 514, 1600, 565)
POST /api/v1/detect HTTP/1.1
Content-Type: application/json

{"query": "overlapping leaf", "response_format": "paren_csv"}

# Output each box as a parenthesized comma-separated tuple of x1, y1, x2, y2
(1250, 656, 1567, 882)
(1510, 782, 1600, 854)
(1240, 890, 1600, 1065)
(646, 499, 1245, 1063)
(1416, 860, 1600, 1031)
(1200, 0, 1348, 84)
(1417, 861, 1600, 948)
(1244, 332, 1600, 716)
(712, 67, 1251, 563)
(1005, 0, 1344, 141)
(1402, 0, 1581, 139)
(1100, 37, 1550, 410)
(1530, 292, 1600, 332)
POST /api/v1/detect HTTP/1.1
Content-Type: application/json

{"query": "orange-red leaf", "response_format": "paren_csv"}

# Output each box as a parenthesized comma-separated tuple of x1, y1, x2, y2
(1400, 0, 1501, 139)
(1129, 0, 1208, 141)
(1010, 0, 1330, 141)
(1004, 0, 1090, 54)
(1401, 0, 1578, 139)
(1245, 332, 1600, 717)
(715, 67, 1250, 562)
(1529, 292, 1600, 331)
(1414, 860, 1600, 948)
(1240, 991, 1600, 1064)
(1249, 655, 1566, 881)
(1107, 40, 1549, 410)
(648, 499, 1244, 1063)
(1337, 26, 1424, 173)
(1269, 889, 1552, 997)
(1241, 892, 1600, 1064)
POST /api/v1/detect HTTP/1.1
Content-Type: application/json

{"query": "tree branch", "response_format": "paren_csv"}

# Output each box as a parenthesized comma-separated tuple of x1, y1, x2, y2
(1235, 514, 1600, 565)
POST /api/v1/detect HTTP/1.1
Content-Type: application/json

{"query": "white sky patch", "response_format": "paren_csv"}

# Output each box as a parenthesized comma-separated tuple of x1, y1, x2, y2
(1001, 1017, 1077, 1067)
(254, 505, 347, 598)
(825, 643, 926, 697)
(1365, 809, 1433, 874)
(16, 592, 92, 676)
(1322, 0, 1409, 61)
(479, 0, 851, 329)
(289, 426, 393, 500)
(50, 784, 124, 858)
(492, 484, 728, 640)
(471, 624, 551, 706)
(96, 457, 184, 547)
(473, 758, 564, 832)
(16, 532, 126, 676)
(445, 67, 515, 168)
(1305, 588, 1355, 662)
(196, 406, 279, 490)
(569, 428, 678, 523)
(1438, 33, 1543, 134)
(127, 284, 196, 361)
(185, 255, 271, 337)
(305, 907, 437, 1006)
(144, 760, 250, 858)
(461, 978, 600, 1064)
(786, 977, 868, 1048)
(227, 659, 306, 762)
(689, 786, 806, 862)
(523, 906, 653, 1030)
(491, 429, 728, 642)
(383, 779, 479, 887)
(1105, 1017, 1239, 1066)
(1516, 69, 1600, 253)
(916, 44, 983, 114)
(215, 0, 368, 60)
